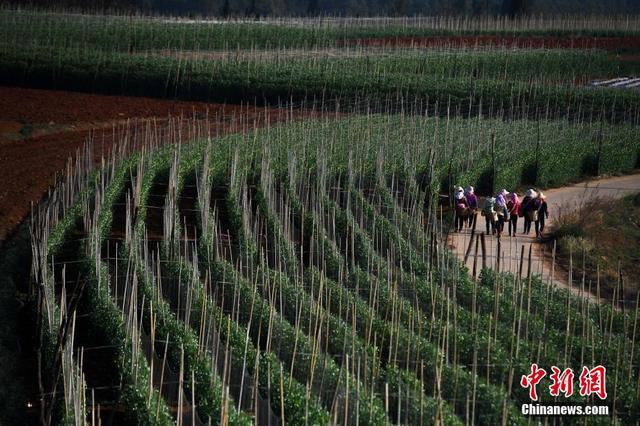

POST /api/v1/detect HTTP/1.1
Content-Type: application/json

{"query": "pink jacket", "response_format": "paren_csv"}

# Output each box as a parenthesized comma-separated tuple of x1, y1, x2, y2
(507, 199, 520, 216)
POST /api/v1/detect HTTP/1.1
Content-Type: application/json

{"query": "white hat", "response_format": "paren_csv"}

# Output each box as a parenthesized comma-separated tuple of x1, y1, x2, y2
(525, 189, 536, 198)
(455, 191, 464, 200)
(455, 185, 463, 193)
(501, 189, 508, 196)
(466, 186, 474, 194)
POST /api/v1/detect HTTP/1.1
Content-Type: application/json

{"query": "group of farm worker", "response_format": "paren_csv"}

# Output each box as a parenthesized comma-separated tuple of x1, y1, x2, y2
(454, 186, 549, 238)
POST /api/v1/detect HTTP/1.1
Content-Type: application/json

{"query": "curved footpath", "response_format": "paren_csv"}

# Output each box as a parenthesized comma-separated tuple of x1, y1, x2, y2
(447, 174, 640, 302)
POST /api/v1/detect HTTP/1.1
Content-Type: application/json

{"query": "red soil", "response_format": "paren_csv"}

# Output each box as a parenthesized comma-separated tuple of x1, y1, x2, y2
(0, 121, 23, 135)
(342, 35, 640, 51)
(619, 54, 640, 62)
(0, 86, 324, 243)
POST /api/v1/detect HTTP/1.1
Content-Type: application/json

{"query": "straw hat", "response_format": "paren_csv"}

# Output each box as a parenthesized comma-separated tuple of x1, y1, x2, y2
(539, 192, 546, 199)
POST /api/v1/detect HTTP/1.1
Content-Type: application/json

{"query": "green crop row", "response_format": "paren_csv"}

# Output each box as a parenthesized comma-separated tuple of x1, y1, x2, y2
(336, 178, 637, 404)
(246, 165, 466, 425)
(222, 164, 390, 424)
(3, 10, 639, 53)
(37, 174, 98, 424)
(161, 256, 333, 425)
(124, 149, 252, 424)
(277, 176, 524, 424)
(162, 257, 334, 425)
(192, 150, 462, 424)
(160, 146, 334, 424)
(48, 157, 174, 424)
(1, 43, 639, 122)
(214, 115, 640, 197)
(349, 178, 640, 419)
(309, 172, 638, 420)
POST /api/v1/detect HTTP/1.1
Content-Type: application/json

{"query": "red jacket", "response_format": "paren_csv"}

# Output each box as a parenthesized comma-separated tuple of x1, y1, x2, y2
(507, 199, 520, 216)
(456, 197, 469, 210)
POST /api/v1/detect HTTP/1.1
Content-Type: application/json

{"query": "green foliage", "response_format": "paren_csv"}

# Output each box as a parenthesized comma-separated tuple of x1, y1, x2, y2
(382, 364, 463, 426)
(82, 260, 174, 426)
(0, 222, 32, 425)
(2, 10, 640, 54)
(251, 173, 467, 425)
(210, 258, 388, 424)
(1, 40, 637, 120)
(273, 115, 639, 193)
(129, 150, 252, 425)
(85, 160, 174, 425)
(19, 45, 639, 423)
(599, 123, 639, 175)
(163, 258, 331, 424)
(308, 172, 639, 421)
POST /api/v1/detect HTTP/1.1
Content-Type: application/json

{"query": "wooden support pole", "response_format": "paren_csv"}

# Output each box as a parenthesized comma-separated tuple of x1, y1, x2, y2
(464, 230, 476, 265)
(518, 244, 525, 279)
(480, 233, 487, 271)
(472, 233, 480, 280)
(526, 244, 533, 280)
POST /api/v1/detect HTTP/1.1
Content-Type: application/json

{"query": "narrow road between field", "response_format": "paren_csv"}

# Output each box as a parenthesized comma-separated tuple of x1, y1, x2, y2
(447, 174, 640, 302)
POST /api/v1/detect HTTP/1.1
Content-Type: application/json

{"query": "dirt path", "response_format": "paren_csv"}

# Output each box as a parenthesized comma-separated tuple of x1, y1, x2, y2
(447, 174, 640, 301)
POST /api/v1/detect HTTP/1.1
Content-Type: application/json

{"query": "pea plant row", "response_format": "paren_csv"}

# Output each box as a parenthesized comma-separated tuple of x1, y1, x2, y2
(30, 110, 638, 424)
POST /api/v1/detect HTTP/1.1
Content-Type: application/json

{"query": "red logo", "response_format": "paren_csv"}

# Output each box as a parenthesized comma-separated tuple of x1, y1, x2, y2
(520, 363, 547, 401)
(521, 364, 607, 401)
(549, 367, 574, 397)
(579, 366, 607, 400)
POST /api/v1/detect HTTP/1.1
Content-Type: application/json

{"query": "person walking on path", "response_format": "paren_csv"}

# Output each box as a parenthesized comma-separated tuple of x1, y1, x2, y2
(507, 192, 520, 236)
(465, 186, 478, 229)
(494, 189, 509, 238)
(481, 195, 497, 235)
(526, 191, 543, 237)
(454, 186, 468, 232)
(521, 188, 538, 235)
(537, 192, 549, 237)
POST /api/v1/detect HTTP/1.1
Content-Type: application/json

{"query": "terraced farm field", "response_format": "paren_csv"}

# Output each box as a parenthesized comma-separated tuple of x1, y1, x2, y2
(0, 8, 639, 426)
(19, 113, 639, 425)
